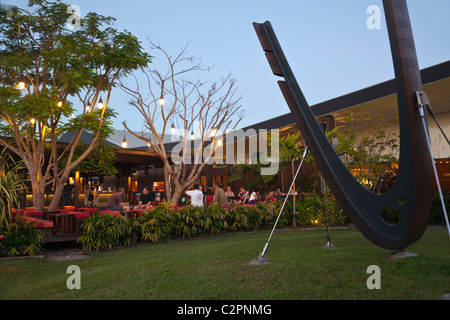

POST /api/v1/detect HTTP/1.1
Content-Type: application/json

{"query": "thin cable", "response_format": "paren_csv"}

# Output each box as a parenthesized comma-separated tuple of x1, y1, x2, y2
(259, 146, 309, 259)
(426, 104, 450, 147)
(419, 105, 450, 237)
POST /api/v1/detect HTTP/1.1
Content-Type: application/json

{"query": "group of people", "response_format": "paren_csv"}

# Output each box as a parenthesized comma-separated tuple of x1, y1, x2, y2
(107, 186, 161, 212)
(230, 186, 285, 205)
(184, 183, 285, 207)
(83, 183, 102, 207)
(104, 183, 286, 213)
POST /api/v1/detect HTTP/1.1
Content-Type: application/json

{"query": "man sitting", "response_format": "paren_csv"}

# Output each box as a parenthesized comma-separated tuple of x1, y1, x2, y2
(212, 182, 229, 207)
(133, 187, 153, 210)
(185, 183, 204, 207)
(107, 187, 130, 212)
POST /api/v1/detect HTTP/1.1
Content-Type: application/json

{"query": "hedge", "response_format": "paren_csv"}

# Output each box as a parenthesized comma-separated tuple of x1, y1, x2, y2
(78, 197, 349, 252)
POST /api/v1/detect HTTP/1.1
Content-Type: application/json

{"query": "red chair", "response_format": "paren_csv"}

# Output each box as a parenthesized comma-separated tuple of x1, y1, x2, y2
(76, 207, 99, 214)
(99, 211, 121, 216)
(18, 210, 44, 218)
(72, 212, 91, 233)
(16, 216, 54, 229)
(205, 195, 214, 204)
(56, 209, 74, 214)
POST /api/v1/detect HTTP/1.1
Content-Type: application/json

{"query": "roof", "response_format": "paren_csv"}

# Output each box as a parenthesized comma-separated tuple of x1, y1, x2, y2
(240, 60, 450, 134)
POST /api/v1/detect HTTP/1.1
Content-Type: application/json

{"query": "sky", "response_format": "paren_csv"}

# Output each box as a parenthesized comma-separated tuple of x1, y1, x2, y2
(5, 0, 450, 132)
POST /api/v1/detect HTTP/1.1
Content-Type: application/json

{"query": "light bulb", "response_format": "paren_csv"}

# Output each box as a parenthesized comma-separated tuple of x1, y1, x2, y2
(97, 97, 104, 109)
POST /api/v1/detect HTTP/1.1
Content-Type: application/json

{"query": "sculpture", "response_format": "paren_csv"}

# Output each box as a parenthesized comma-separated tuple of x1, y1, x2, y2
(253, 0, 433, 250)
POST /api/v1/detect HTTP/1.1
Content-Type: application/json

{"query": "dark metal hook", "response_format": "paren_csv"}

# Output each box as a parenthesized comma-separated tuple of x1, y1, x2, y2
(253, 0, 433, 250)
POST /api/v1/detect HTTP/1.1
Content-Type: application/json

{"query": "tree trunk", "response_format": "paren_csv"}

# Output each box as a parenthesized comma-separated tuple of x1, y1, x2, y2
(48, 181, 65, 212)
(29, 173, 45, 211)
(169, 184, 185, 206)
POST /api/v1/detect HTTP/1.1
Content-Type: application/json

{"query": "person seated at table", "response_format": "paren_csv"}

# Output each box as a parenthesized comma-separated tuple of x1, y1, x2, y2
(212, 182, 229, 207)
(264, 187, 284, 202)
(185, 183, 204, 207)
(234, 186, 249, 204)
(248, 189, 261, 204)
(133, 187, 153, 210)
(225, 186, 235, 203)
(107, 187, 130, 212)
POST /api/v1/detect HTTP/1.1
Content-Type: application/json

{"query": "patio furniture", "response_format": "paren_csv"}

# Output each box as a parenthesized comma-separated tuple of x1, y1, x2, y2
(76, 207, 99, 214)
(56, 209, 75, 214)
(72, 211, 91, 233)
(16, 215, 54, 240)
(124, 209, 145, 219)
(99, 210, 121, 216)
(48, 213, 74, 234)
(18, 210, 44, 218)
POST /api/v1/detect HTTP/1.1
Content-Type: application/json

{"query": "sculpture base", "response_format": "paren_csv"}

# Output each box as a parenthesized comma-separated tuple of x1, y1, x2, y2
(388, 251, 418, 260)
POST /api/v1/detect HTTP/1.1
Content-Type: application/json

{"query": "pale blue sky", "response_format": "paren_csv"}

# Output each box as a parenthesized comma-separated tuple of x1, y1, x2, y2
(6, 0, 450, 131)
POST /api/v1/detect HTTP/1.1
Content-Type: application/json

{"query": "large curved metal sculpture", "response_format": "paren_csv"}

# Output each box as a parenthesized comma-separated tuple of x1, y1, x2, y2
(253, 0, 433, 250)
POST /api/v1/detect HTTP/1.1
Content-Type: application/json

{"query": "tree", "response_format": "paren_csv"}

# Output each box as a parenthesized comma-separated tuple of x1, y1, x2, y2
(279, 133, 307, 226)
(121, 42, 244, 205)
(329, 112, 399, 193)
(0, 0, 151, 210)
(0, 148, 27, 226)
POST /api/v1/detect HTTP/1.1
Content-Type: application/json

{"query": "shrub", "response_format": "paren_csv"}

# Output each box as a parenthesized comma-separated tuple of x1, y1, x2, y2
(77, 198, 348, 252)
(430, 192, 450, 225)
(0, 217, 44, 257)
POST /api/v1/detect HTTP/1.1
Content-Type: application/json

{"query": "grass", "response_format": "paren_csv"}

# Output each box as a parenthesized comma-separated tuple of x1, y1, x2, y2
(1, 227, 449, 300)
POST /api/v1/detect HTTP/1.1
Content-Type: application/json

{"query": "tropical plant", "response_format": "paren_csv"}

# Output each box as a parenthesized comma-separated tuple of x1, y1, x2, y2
(329, 112, 399, 193)
(0, 0, 151, 211)
(77, 199, 348, 253)
(0, 216, 44, 257)
(0, 148, 27, 226)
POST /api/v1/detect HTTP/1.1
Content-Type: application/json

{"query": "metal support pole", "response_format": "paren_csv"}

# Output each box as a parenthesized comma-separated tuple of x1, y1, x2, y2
(417, 92, 450, 237)
(251, 146, 309, 265)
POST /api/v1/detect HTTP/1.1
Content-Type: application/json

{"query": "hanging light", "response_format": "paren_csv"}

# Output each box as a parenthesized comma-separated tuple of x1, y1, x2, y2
(159, 96, 165, 106)
(97, 96, 104, 109)
(190, 131, 195, 140)
(57, 101, 63, 107)
(30, 118, 36, 125)
(122, 128, 127, 148)
(16, 82, 26, 90)
(210, 128, 217, 137)
(171, 123, 176, 134)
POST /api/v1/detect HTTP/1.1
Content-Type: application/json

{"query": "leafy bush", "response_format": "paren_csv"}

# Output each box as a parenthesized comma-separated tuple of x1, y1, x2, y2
(430, 192, 450, 225)
(0, 217, 44, 257)
(0, 148, 27, 226)
(78, 195, 349, 252)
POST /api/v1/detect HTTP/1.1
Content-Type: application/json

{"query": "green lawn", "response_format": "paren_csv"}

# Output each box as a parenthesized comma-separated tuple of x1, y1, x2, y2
(1, 227, 449, 300)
